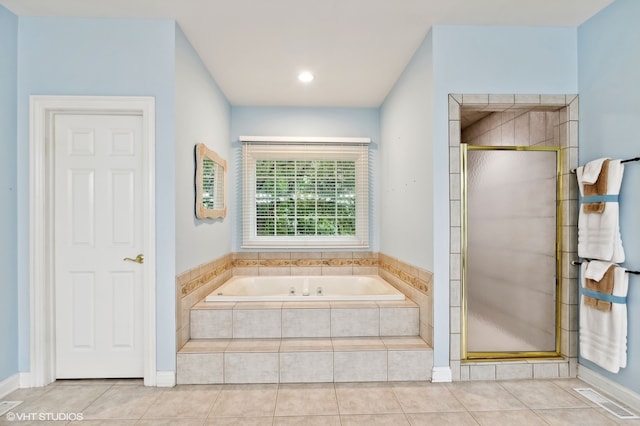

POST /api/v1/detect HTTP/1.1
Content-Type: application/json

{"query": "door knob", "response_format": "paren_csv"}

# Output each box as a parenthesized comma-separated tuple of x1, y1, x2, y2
(123, 254, 144, 264)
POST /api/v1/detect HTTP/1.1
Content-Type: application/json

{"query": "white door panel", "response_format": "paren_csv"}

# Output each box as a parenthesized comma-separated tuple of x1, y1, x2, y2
(55, 113, 144, 378)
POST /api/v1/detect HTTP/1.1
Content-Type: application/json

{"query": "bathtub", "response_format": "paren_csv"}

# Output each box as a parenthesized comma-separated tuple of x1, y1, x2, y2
(205, 275, 405, 302)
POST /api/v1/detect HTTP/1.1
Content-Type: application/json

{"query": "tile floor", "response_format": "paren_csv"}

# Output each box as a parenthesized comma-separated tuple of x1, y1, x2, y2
(1, 378, 638, 425)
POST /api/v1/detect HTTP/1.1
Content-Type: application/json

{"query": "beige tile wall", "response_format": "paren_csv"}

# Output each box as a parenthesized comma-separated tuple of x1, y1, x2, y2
(232, 251, 379, 276)
(176, 251, 434, 351)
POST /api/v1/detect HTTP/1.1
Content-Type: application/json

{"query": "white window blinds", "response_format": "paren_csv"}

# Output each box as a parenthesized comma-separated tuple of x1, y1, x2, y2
(241, 138, 370, 248)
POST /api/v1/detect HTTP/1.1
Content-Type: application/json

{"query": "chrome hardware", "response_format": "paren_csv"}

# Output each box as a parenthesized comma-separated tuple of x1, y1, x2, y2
(123, 253, 144, 264)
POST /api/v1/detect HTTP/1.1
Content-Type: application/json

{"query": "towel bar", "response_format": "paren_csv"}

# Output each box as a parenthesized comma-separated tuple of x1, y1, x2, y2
(571, 156, 640, 173)
(571, 260, 640, 275)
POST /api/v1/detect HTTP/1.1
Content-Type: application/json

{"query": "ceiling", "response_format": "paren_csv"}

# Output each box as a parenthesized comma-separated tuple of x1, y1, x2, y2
(0, 0, 613, 107)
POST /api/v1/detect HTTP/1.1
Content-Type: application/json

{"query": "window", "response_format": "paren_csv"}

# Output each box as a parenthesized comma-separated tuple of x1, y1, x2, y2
(241, 137, 369, 248)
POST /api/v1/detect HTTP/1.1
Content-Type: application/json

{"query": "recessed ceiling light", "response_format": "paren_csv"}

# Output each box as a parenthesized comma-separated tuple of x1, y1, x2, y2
(298, 71, 315, 83)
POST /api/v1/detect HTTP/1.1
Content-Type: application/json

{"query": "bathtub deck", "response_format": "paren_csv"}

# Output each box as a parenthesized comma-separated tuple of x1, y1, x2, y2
(178, 300, 433, 384)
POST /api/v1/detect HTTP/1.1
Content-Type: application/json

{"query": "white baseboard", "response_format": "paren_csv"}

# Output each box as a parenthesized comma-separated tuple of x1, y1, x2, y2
(578, 365, 640, 413)
(431, 366, 453, 383)
(155, 371, 176, 387)
(17, 372, 53, 389)
(18, 373, 31, 388)
(0, 374, 20, 398)
(12, 371, 173, 389)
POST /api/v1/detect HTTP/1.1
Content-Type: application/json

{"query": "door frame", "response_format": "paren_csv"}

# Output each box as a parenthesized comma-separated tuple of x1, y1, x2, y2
(29, 95, 157, 386)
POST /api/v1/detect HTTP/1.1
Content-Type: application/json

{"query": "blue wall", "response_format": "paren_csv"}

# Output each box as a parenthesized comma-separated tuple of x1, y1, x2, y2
(231, 107, 380, 139)
(430, 25, 579, 368)
(16, 17, 177, 372)
(380, 30, 434, 272)
(230, 106, 381, 252)
(175, 26, 231, 274)
(578, 0, 640, 393)
(0, 5, 18, 383)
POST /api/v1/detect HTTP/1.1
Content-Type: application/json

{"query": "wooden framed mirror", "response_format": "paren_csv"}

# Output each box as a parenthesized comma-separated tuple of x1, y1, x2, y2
(195, 143, 227, 219)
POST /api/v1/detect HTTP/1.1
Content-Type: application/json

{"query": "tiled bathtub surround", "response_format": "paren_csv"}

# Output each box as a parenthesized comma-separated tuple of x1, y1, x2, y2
(176, 254, 233, 350)
(190, 300, 420, 340)
(178, 299, 432, 384)
(378, 253, 434, 347)
(177, 251, 434, 351)
(448, 94, 579, 381)
(176, 252, 434, 384)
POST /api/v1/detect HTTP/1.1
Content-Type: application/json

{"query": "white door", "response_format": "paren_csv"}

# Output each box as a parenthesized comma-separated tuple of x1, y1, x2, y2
(54, 113, 144, 378)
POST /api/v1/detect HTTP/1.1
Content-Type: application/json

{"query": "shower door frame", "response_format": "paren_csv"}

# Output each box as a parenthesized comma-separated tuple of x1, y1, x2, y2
(461, 144, 563, 361)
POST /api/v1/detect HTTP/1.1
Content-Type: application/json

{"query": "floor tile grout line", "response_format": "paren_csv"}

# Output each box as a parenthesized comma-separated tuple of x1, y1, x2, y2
(447, 381, 471, 414)
(332, 382, 343, 421)
(136, 384, 167, 421)
(460, 409, 483, 426)
(532, 406, 618, 425)
(273, 382, 282, 419)
(501, 379, 594, 411)
(495, 379, 532, 411)
(70, 381, 114, 416)
(202, 384, 223, 421)
(549, 379, 598, 408)
(443, 381, 477, 413)
(540, 412, 556, 426)
(529, 407, 563, 426)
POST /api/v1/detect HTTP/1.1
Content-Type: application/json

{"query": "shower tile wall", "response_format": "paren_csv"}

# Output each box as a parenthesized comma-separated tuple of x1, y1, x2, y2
(462, 110, 561, 147)
(449, 94, 579, 381)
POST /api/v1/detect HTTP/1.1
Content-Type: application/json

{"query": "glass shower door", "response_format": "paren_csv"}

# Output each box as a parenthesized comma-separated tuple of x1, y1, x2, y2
(463, 146, 559, 358)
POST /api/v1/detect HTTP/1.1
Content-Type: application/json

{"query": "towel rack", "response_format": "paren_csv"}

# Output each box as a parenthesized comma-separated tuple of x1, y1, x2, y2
(570, 156, 640, 174)
(571, 260, 640, 275)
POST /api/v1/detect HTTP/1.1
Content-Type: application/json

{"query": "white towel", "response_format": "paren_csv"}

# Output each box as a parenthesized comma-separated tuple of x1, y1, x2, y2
(580, 262, 628, 373)
(581, 157, 608, 184)
(576, 159, 625, 263)
(584, 260, 615, 281)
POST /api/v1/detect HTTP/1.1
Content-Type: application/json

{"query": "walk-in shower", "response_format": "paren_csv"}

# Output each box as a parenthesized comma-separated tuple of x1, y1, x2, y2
(461, 145, 561, 359)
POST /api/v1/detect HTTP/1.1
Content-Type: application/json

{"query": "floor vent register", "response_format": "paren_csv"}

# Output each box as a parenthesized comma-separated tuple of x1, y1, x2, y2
(574, 388, 639, 420)
(0, 401, 23, 417)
